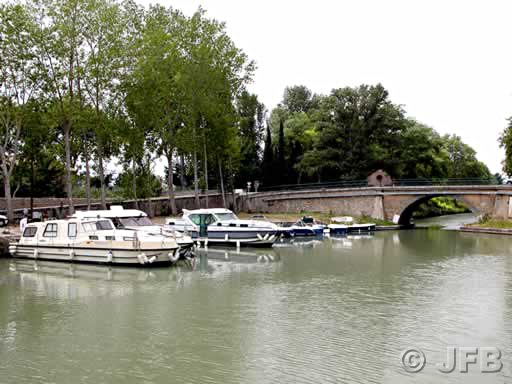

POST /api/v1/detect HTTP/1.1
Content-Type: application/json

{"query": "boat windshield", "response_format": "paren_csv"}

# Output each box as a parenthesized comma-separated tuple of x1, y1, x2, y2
(118, 216, 153, 227)
(188, 214, 217, 225)
(82, 220, 114, 232)
(215, 212, 238, 221)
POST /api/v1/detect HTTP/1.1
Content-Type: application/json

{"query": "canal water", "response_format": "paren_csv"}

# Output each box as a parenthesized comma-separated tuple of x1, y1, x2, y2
(1, 217, 512, 383)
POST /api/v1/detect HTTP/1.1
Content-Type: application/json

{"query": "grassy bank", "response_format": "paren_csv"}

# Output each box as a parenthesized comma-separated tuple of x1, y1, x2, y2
(237, 211, 395, 226)
(467, 218, 512, 229)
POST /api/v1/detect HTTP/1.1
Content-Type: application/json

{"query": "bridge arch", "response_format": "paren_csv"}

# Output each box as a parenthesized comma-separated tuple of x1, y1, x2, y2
(397, 194, 480, 225)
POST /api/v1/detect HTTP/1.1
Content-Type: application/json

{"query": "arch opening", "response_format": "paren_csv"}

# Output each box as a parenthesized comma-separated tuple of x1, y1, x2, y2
(398, 195, 477, 225)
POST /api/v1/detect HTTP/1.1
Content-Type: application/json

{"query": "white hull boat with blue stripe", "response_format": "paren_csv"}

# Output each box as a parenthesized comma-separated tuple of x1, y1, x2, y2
(166, 209, 278, 247)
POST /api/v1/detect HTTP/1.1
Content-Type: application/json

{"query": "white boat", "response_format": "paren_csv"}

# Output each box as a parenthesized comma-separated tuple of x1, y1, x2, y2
(166, 208, 278, 247)
(9, 217, 180, 266)
(289, 216, 324, 236)
(71, 206, 194, 259)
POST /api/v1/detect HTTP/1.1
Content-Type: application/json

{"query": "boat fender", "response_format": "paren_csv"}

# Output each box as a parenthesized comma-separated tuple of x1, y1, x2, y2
(148, 256, 156, 264)
(137, 254, 145, 265)
(142, 253, 149, 264)
(269, 235, 275, 242)
(168, 250, 179, 263)
(33, 249, 38, 259)
(263, 234, 269, 241)
(107, 251, 113, 263)
(257, 234, 263, 241)
(236, 241, 240, 249)
(224, 234, 228, 241)
(9, 245, 16, 255)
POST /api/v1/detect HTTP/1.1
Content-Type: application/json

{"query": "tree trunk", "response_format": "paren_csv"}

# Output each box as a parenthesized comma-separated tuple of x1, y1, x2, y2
(84, 142, 91, 210)
(132, 159, 138, 210)
(97, 140, 107, 210)
(166, 149, 177, 215)
(3, 172, 12, 224)
(30, 159, 34, 219)
(193, 149, 199, 208)
(63, 122, 74, 214)
(218, 157, 226, 208)
(180, 154, 186, 191)
(203, 140, 209, 208)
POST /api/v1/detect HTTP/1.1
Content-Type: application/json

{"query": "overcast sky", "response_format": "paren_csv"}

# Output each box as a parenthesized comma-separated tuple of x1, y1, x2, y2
(139, 0, 512, 175)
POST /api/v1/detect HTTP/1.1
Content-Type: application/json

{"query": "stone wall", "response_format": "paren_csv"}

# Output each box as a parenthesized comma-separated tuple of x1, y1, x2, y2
(1, 193, 231, 221)
(0, 198, 100, 211)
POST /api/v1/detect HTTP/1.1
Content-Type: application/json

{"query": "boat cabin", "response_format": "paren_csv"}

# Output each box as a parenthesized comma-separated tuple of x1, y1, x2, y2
(72, 206, 153, 229)
(20, 218, 126, 244)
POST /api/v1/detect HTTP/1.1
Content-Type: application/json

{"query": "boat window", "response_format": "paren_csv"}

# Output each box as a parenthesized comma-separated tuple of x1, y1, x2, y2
(95, 220, 114, 230)
(68, 223, 77, 238)
(118, 217, 139, 227)
(111, 218, 122, 228)
(23, 226, 38, 238)
(105, 236, 115, 240)
(134, 216, 153, 226)
(215, 212, 238, 221)
(188, 214, 216, 225)
(89, 235, 98, 240)
(188, 214, 200, 225)
(82, 222, 95, 232)
(43, 223, 58, 238)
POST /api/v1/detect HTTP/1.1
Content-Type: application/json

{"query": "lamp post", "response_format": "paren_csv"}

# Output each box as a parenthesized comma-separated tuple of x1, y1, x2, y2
(246, 182, 251, 212)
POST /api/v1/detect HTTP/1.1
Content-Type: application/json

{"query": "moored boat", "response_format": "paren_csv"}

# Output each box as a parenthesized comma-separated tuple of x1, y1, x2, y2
(9, 217, 180, 266)
(72, 206, 194, 259)
(166, 208, 278, 247)
(327, 216, 375, 234)
(289, 216, 324, 236)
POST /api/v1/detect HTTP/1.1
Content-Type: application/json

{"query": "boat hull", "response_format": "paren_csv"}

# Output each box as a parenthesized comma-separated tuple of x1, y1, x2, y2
(180, 228, 278, 247)
(347, 224, 376, 233)
(328, 227, 349, 235)
(9, 244, 180, 266)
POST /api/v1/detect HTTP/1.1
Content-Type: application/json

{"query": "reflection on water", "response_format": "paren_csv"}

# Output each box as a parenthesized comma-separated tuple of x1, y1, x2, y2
(1, 229, 512, 384)
(415, 212, 478, 229)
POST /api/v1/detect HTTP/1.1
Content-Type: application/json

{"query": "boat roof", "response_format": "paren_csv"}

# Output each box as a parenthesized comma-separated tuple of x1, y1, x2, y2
(183, 208, 234, 215)
(72, 206, 148, 219)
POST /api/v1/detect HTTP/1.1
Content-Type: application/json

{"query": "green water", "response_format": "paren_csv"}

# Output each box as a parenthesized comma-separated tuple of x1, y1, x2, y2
(1, 227, 512, 383)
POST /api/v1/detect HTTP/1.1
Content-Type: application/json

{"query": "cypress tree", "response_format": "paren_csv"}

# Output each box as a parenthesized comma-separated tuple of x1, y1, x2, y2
(262, 124, 274, 187)
(277, 119, 287, 184)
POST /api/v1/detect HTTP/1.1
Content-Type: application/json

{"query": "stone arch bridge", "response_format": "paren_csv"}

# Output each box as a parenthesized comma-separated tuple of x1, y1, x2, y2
(242, 186, 512, 225)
